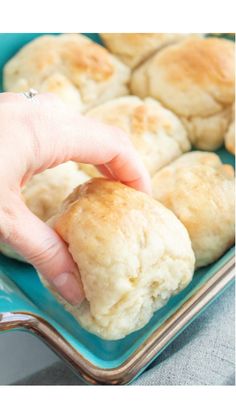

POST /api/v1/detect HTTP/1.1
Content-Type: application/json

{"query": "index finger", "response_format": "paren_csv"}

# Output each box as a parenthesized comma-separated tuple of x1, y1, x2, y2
(21, 93, 152, 194)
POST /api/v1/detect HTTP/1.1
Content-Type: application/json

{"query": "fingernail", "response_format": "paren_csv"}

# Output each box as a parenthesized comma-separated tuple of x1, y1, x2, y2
(52, 272, 85, 306)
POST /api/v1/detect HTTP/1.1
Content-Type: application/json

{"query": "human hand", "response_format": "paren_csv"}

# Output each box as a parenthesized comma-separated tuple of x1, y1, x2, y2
(0, 92, 151, 305)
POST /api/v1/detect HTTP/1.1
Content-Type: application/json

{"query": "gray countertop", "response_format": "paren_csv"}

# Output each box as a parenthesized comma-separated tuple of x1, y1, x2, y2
(0, 284, 235, 385)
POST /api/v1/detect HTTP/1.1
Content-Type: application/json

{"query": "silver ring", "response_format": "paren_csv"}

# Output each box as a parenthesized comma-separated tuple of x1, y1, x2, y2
(23, 88, 38, 99)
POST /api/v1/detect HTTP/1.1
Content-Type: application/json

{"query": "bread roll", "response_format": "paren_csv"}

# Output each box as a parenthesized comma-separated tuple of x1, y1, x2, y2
(3, 34, 130, 112)
(22, 162, 89, 221)
(152, 152, 235, 267)
(42, 178, 195, 340)
(225, 106, 235, 155)
(131, 37, 235, 150)
(100, 33, 200, 68)
(80, 96, 190, 177)
(154, 150, 223, 170)
(0, 162, 89, 261)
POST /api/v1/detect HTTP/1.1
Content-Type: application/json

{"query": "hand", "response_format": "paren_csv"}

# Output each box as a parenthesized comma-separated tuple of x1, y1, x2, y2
(0, 92, 151, 305)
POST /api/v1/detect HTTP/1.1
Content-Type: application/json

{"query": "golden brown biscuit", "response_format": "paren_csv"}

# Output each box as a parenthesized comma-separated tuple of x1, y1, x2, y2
(155, 150, 223, 170)
(42, 178, 195, 340)
(80, 96, 190, 177)
(3, 34, 130, 112)
(131, 37, 235, 150)
(0, 162, 90, 261)
(100, 33, 200, 68)
(152, 152, 235, 268)
(225, 106, 235, 155)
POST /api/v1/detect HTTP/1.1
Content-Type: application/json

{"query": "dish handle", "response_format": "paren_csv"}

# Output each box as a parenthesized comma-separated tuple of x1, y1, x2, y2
(0, 272, 36, 333)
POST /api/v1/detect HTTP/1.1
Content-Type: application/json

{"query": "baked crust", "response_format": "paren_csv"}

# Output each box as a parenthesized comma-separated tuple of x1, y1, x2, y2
(152, 152, 235, 267)
(131, 37, 235, 150)
(43, 178, 195, 340)
(100, 33, 201, 68)
(4, 34, 130, 112)
(80, 96, 190, 176)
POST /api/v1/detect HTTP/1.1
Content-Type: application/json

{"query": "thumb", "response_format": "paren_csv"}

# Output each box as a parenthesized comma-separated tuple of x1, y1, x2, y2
(1, 195, 84, 306)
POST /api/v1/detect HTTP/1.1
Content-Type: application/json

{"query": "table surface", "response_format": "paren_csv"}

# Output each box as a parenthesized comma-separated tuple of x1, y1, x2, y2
(0, 284, 234, 385)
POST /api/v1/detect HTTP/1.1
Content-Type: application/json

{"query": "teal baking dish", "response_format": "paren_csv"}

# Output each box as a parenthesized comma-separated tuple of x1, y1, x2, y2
(0, 33, 235, 385)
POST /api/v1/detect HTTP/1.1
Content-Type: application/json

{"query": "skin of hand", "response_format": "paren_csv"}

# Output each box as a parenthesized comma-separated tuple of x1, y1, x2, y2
(0, 92, 151, 305)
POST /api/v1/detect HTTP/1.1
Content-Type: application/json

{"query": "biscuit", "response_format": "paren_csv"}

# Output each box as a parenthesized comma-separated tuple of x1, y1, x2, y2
(225, 106, 235, 155)
(100, 33, 200, 68)
(131, 37, 235, 150)
(80, 96, 190, 177)
(4, 34, 130, 112)
(0, 162, 89, 261)
(152, 152, 235, 267)
(22, 162, 89, 221)
(42, 178, 195, 340)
